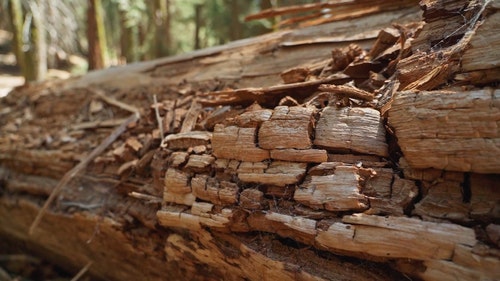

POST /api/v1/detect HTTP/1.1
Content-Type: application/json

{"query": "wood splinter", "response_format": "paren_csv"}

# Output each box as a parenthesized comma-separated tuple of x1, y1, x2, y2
(318, 84, 374, 101)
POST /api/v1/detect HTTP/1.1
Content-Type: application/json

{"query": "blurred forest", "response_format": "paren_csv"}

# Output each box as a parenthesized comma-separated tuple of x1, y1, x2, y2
(0, 0, 316, 83)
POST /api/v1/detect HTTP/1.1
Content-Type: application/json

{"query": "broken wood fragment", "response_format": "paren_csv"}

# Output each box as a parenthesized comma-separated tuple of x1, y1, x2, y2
(295, 165, 368, 211)
(162, 131, 212, 150)
(198, 74, 351, 106)
(318, 84, 375, 101)
(280, 67, 310, 84)
(388, 88, 500, 173)
(314, 106, 389, 157)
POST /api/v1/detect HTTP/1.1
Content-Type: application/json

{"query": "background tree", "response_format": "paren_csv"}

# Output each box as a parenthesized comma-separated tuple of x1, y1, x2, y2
(87, 0, 108, 70)
(6, 0, 47, 81)
(1, 0, 317, 82)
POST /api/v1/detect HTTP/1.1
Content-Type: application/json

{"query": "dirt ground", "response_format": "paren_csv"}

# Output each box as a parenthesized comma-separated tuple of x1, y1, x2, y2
(0, 74, 24, 98)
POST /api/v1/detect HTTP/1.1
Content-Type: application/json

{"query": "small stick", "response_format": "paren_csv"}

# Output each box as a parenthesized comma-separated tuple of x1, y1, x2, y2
(318, 84, 374, 101)
(91, 88, 139, 114)
(153, 95, 164, 138)
(128, 192, 162, 204)
(70, 261, 93, 281)
(29, 113, 139, 235)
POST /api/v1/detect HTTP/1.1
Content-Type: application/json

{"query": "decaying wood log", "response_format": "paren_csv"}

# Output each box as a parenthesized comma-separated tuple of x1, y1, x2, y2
(389, 88, 500, 173)
(1, 1, 499, 280)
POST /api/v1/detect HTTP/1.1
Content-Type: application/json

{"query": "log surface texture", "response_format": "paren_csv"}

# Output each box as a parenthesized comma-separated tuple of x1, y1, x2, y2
(1, 0, 499, 280)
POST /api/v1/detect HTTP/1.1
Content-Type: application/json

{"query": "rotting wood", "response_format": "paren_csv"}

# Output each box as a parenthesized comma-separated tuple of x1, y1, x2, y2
(1, 0, 499, 280)
(318, 84, 375, 101)
(28, 113, 139, 235)
(388, 88, 500, 174)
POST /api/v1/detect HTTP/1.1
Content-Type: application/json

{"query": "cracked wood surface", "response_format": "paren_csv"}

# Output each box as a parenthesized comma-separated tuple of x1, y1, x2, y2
(1, 0, 499, 280)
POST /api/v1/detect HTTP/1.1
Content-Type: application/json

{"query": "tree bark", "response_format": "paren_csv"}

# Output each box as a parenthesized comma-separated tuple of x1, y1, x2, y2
(194, 4, 203, 50)
(87, 0, 107, 70)
(7, 0, 26, 80)
(7, 0, 47, 82)
(1, 1, 498, 280)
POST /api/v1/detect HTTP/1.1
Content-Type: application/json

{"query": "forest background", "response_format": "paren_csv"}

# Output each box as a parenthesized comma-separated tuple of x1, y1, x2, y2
(0, 0, 315, 94)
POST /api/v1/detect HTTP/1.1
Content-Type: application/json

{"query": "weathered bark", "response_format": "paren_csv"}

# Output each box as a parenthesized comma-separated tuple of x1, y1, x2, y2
(0, 1, 499, 280)
(7, 0, 47, 82)
(87, 0, 107, 70)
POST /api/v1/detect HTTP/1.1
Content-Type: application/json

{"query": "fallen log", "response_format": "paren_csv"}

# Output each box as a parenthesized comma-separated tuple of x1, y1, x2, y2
(0, 0, 499, 280)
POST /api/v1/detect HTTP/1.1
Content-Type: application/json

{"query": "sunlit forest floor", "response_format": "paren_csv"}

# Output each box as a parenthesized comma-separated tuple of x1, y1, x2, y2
(0, 30, 21, 98)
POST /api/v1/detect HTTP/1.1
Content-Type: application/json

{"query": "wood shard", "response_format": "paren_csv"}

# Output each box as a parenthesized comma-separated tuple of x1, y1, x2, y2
(317, 213, 476, 261)
(212, 125, 269, 162)
(169, 152, 189, 167)
(164, 168, 191, 194)
(185, 154, 215, 171)
(314, 106, 388, 157)
(162, 131, 212, 150)
(369, 27, 400, 58)
(388, 89, 500, 173)
(157, 207, 201, 230)
(318, 84, 375, 101)
(280, 67, 310, 84)
(231, 109, 273, 128)
(294, 165, 368, 211)
(259, 106, 314, 149)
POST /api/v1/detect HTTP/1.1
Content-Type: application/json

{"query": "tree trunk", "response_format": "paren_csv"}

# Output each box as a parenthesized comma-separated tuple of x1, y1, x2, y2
(87, 0, 107, 70)
(7, 0, 47, 82)
(228, 0, 241, 41)
(7, 0, 26, 81)
(194, 4, 203, 50)
(30, 0, 47, 81)
(1, 1, 498, 280)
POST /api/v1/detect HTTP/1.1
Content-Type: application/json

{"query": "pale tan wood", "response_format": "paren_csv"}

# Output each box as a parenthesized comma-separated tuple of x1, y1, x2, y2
(164, 168, 191, 194)
(162, 131, 212, 150)
(316, 213, 476, 261)
(216, 181, 239, 205)
(185, 154, 215, 171)
(238, 161, 307, 185)
(270, 148, 328, 163)
(230, 109, 273, 127)
(258, 106, 314, 149)
(461, 12, 500, 72)
(314, 106, 389, 157)
(318, 84, 375, 101)
(169, 151, 189, 167)
(342, 213, 476, 246)
(451, 245, 500, 280)
(327, 153, 385, 167)
(294, 165, 368, 211)
(388, 88, 500, 173)
(212, 125, 270, 162)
